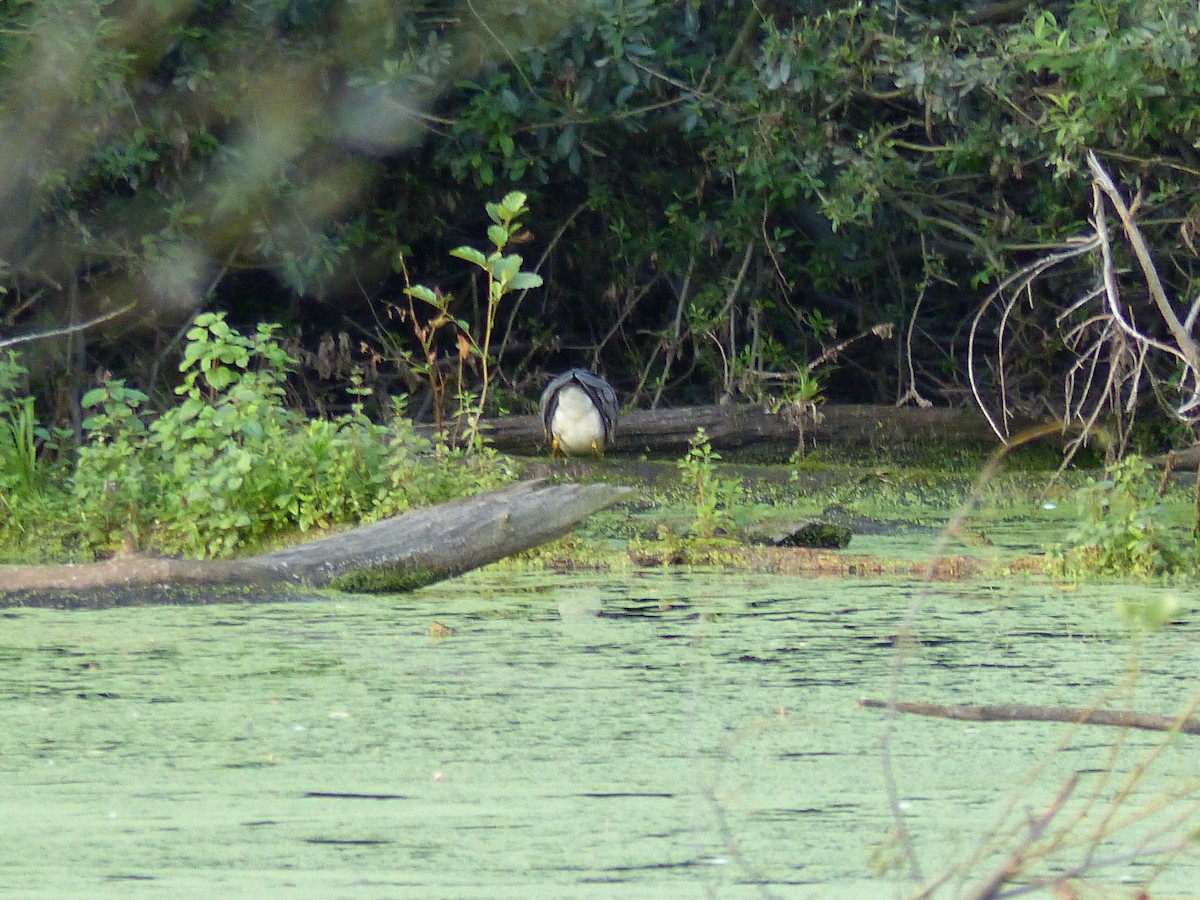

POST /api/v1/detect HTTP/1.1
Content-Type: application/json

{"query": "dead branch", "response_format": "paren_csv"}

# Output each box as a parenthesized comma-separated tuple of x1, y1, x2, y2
(858, 698, 1200, 735)
(1087, 150, 1200, 375)
(967, 237, 1097, 441)
(0, 302, 137, 351)
(971, 152, 1200, 462)
(961, 774, 1079, 900)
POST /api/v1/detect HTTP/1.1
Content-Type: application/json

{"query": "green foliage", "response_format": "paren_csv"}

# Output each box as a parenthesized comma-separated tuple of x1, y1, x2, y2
(1116, 592, 1182, 634)
(0, 353, 73, 539)
(0, 353, 42, 496)
(7, 0, 1200, 434)
(676, 428, 741, 539)
(404, 192, 543, 448)
(1053, 456, 1193, 578)
(0, 314, 514, 561)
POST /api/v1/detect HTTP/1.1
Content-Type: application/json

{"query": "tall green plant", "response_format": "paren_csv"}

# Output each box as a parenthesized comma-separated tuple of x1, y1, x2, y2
(0, 352, 70, 537)
(0, 353, 40, 494)
(405, 191, 543, 449)
(676, 428, 740, 539)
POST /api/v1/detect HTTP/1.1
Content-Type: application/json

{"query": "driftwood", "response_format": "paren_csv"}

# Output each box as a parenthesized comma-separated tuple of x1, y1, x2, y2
(430, 403, 1015, 455)
(0, 480, 632, 606)
(859, 698, 1200, 735)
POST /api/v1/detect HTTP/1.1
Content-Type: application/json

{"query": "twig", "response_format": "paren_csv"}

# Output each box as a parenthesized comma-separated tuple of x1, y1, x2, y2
(967, 237, 1098, 441)
(897, 241, 932, 408)
(648, 256, 694, 409)
(961, 774, 1079, 900)
(807, 323, 894, 372)
(709, 241, 755, 397)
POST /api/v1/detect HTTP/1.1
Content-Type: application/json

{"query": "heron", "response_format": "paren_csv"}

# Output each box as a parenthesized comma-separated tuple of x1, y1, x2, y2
(539, 369, 619, 456)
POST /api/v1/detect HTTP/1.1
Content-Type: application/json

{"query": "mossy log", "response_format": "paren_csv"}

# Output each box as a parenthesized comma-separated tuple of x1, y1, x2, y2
(745, 520, 854, 549)
(0, 480, 632, 607)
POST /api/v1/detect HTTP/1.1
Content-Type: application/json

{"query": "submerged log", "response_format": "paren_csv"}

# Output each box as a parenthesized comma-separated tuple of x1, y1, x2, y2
(0, 480, 632, 606)
(858, 698, 1200, 735)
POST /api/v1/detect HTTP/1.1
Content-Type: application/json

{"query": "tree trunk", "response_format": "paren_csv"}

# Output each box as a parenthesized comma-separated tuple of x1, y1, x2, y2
(1, 480, 631, 607)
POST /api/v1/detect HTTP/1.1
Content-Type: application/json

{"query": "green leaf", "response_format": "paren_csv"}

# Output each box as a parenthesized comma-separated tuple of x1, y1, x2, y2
(449, 246, 488, 267)
(509, 272, 543, 291)
(192, 311, 219, 329)
(491, 254, 521, 285)
(486, 224, 508, 249)
(81, 388, 108, 409)
(205, 367, 235, 392)
(404, 284, 439, 305)
(555, 128, 576, 159)
(499, 191, 527, 217)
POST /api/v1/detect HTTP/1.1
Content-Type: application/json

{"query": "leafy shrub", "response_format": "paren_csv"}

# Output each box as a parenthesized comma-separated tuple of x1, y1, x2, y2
(34, 312, 515, 560)
(1054, 455, 1193, 578)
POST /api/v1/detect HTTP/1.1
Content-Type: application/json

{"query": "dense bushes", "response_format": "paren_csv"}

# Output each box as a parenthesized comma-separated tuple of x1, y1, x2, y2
(0, 314, 513, 561)
(1, 0, 1199, 441)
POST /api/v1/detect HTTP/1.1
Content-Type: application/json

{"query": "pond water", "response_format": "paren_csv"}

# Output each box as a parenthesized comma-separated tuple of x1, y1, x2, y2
(1, 568, 1198, 898)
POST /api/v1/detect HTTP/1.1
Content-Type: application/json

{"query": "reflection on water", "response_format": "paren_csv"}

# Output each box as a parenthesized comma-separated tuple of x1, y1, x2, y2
(0, 569, 1196, 897)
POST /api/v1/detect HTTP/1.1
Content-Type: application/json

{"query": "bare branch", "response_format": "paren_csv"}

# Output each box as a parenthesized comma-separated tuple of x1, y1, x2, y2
(967, 237, 1097, 440)
(1087, 150, 1200, 372)
(0, 302, 136, 353)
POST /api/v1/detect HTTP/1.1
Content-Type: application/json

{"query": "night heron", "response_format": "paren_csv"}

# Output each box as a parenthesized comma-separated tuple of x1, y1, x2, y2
(539, 369, 619, 456)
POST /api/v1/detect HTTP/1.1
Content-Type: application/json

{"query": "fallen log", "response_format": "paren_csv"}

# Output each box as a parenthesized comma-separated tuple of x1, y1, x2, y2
(0, 479, 632, 607)
(430, 403, 1021, 456)
(858, 698, 1200, 735)
(1151, 444, 1200, 470)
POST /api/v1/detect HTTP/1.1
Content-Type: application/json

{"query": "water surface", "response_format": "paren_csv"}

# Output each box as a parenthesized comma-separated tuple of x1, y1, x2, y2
(1, 569, 1197, 898)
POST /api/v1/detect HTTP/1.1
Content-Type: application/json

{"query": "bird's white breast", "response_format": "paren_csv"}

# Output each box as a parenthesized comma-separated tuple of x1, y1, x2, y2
(551, 384, 606, 454)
